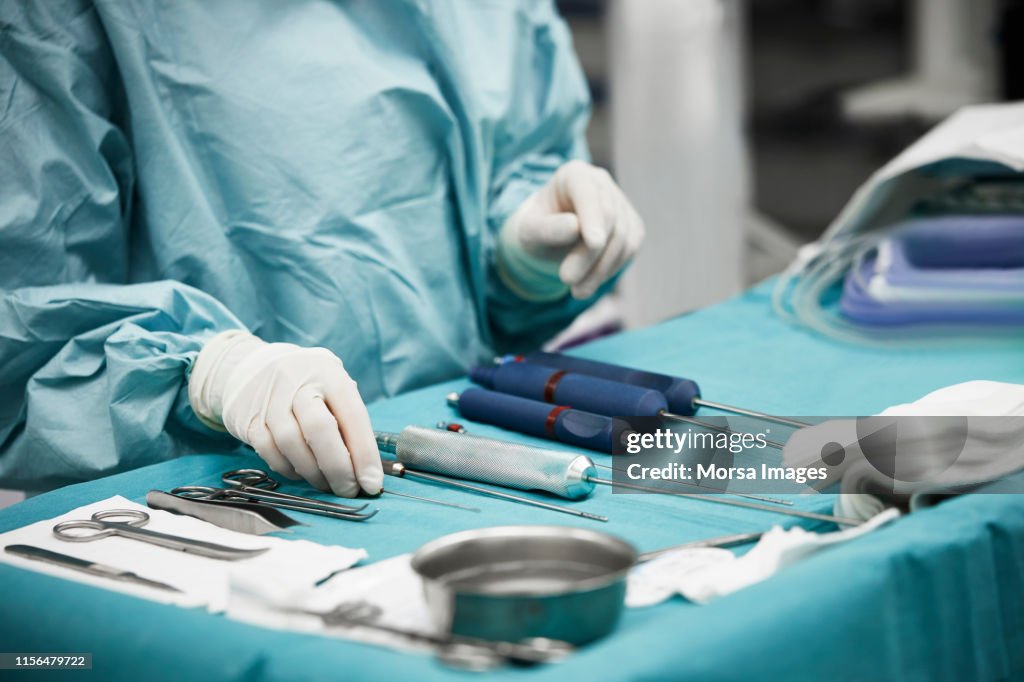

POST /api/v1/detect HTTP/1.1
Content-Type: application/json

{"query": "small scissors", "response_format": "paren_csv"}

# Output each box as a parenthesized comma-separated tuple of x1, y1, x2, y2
(171, 469, 377, 521)
(52, 509, 268, 561)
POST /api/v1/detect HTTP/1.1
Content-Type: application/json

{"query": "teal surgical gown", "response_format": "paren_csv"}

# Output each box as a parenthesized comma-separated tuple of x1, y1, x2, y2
(0, 0, 597, 491)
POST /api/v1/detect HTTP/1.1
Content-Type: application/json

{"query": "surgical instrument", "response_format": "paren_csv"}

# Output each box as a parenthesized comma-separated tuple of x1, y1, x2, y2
(437, 421, 467, 433)
(294, 600, 573, 670)
(223, 468, 469, 513)
(5, 544, 183, 593)
(378, 427, 859, 526)
(383, 461, 608, 522)
(147, 490, 302, 535)
(638, 531, 766, 562)
(377, 427, 596, 499)
(172, 485, 377, 522)
(497, 352, 811, 429)
(429, 418, 787, 505)
(379, 489, 480, 512)
(472, 362, 806, 435)
(221, 469, 370, 512)
(589, 477, 860, 525)
(427, 421, 789, 506)
(449, 389, 786, 455)
(52, 509, 268, 560)
(451, 388, 615, 452)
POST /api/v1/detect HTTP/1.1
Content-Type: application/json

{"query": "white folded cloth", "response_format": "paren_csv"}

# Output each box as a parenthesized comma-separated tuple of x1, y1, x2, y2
(627, 508, 899, 606)
(0, 496, 366, 612)
(227, 554, 437, 653)
(781, 381, 1024, 520)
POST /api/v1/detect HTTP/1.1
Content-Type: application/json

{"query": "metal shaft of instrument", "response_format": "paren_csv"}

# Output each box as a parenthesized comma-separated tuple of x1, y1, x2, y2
(381, 489, 479, 512)
(592, 463, 791, 506)
(638, 531, 765, 562)
(257, 499, 376, 521)
(399, 468, 608, 522)
(587, 477, 858, 526)
(658, 412, 787, 450)
(690, 398, 811, 429)
(233, 486, 368, 513)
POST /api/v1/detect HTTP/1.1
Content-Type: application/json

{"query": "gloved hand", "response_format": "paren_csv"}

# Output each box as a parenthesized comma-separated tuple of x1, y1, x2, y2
(497, 160, 645, 300)
(188, 330, 382, 497)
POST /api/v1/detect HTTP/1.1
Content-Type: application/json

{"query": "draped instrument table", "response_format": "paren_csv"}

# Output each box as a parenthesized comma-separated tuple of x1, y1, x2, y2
(2, 282, 1022, 681)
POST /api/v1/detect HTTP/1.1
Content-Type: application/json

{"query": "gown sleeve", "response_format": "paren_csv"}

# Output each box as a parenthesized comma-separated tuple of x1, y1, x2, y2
(0, 1, 245, 491)
(484, 0, 617, 352)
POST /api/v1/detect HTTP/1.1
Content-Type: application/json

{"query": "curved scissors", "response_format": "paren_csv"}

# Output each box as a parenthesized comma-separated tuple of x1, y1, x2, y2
(52, 509, 267, 560)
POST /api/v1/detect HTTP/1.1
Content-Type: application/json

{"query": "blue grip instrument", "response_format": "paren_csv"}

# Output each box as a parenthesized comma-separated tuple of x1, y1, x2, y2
(510, 351, 701, 416)
(450, 387, 617, 453)
(503, 352, 808, 429)
(471, 363, 787, 448)
(446, 391, 849, 522)
(470, 363, 668, 417)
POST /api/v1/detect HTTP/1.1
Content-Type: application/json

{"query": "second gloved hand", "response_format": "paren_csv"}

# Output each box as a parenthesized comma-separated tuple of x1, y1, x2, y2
(189, 330, 382, 497)
(498, 160, 645, 300)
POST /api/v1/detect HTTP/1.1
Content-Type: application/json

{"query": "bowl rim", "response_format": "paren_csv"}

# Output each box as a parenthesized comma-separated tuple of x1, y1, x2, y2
(410, 525, 638, 597)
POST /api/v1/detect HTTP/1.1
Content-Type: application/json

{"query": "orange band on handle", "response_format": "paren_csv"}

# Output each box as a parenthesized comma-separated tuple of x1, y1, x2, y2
(543, 370, 567, 403)
(545, 404, 571, 437)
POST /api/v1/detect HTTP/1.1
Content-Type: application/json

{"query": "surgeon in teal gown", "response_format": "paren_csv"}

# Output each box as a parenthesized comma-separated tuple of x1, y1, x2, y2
(0, 1, 645, 495)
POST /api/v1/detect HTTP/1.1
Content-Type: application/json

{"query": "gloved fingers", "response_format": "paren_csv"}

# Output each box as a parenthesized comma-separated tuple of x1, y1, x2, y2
(265, 406, 332, 492)
(324, 373, 384, 496)
(559, 237, 603, 287)
(560, 163, 615, 251)
(518, 212, 581, 259)
(574, 191, 644, 296)
(246, 421, 300, 480)
(572, 220, 628, 299)
(293, 386, 362, 498)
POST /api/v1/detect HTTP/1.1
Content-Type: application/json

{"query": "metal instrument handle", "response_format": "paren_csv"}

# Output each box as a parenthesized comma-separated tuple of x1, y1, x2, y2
(52, 519, 117, 541)
(221, 469, 369, 513)
(222, 468, 279, 490)
(92, 509, 149, 526)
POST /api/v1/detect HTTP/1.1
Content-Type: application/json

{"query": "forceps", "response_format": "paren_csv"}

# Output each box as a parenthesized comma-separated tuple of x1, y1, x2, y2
(52, 509, 267, 561)
(300, 601, 572, 670)
(224, 468, 474, 513)
(173, 469, 378, 521)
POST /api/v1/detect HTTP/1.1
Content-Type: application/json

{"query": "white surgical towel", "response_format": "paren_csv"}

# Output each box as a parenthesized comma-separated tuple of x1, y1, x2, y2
(627, 508, 899, 606)
(227, 554, 437, 653)
(0, 496, 366, 611)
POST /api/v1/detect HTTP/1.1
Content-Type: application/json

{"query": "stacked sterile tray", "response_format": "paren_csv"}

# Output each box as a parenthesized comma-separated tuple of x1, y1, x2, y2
(840, 215, 1024, 326)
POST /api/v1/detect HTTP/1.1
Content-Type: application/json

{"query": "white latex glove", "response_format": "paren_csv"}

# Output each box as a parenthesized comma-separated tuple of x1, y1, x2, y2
(497, 160, 645, 300)
(188, 330, 382, 497)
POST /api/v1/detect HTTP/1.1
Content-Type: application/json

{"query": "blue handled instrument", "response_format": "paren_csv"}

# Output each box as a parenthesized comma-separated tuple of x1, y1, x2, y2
(449, 387, 617, 453)
(498, 352, 809, 429)
(470, 363, 789, 447)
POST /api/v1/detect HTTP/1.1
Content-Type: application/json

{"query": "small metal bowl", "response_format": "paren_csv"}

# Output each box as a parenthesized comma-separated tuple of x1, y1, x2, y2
(411, 526, 637, 646)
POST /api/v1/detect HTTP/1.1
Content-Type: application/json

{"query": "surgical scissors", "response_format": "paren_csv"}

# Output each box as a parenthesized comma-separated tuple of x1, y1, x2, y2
(52, 509, 267, 561)
(171, 468, 378, 521)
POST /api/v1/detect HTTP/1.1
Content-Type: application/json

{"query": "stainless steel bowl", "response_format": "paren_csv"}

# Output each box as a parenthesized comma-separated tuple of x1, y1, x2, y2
(411, 525, 637, 646)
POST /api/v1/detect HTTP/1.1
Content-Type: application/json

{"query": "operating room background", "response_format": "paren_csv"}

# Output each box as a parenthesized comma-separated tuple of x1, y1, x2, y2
(550, 0, 1018, 343)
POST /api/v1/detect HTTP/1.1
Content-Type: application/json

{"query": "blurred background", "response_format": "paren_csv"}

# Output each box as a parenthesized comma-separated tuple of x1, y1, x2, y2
(550, 0, 1023, 340)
